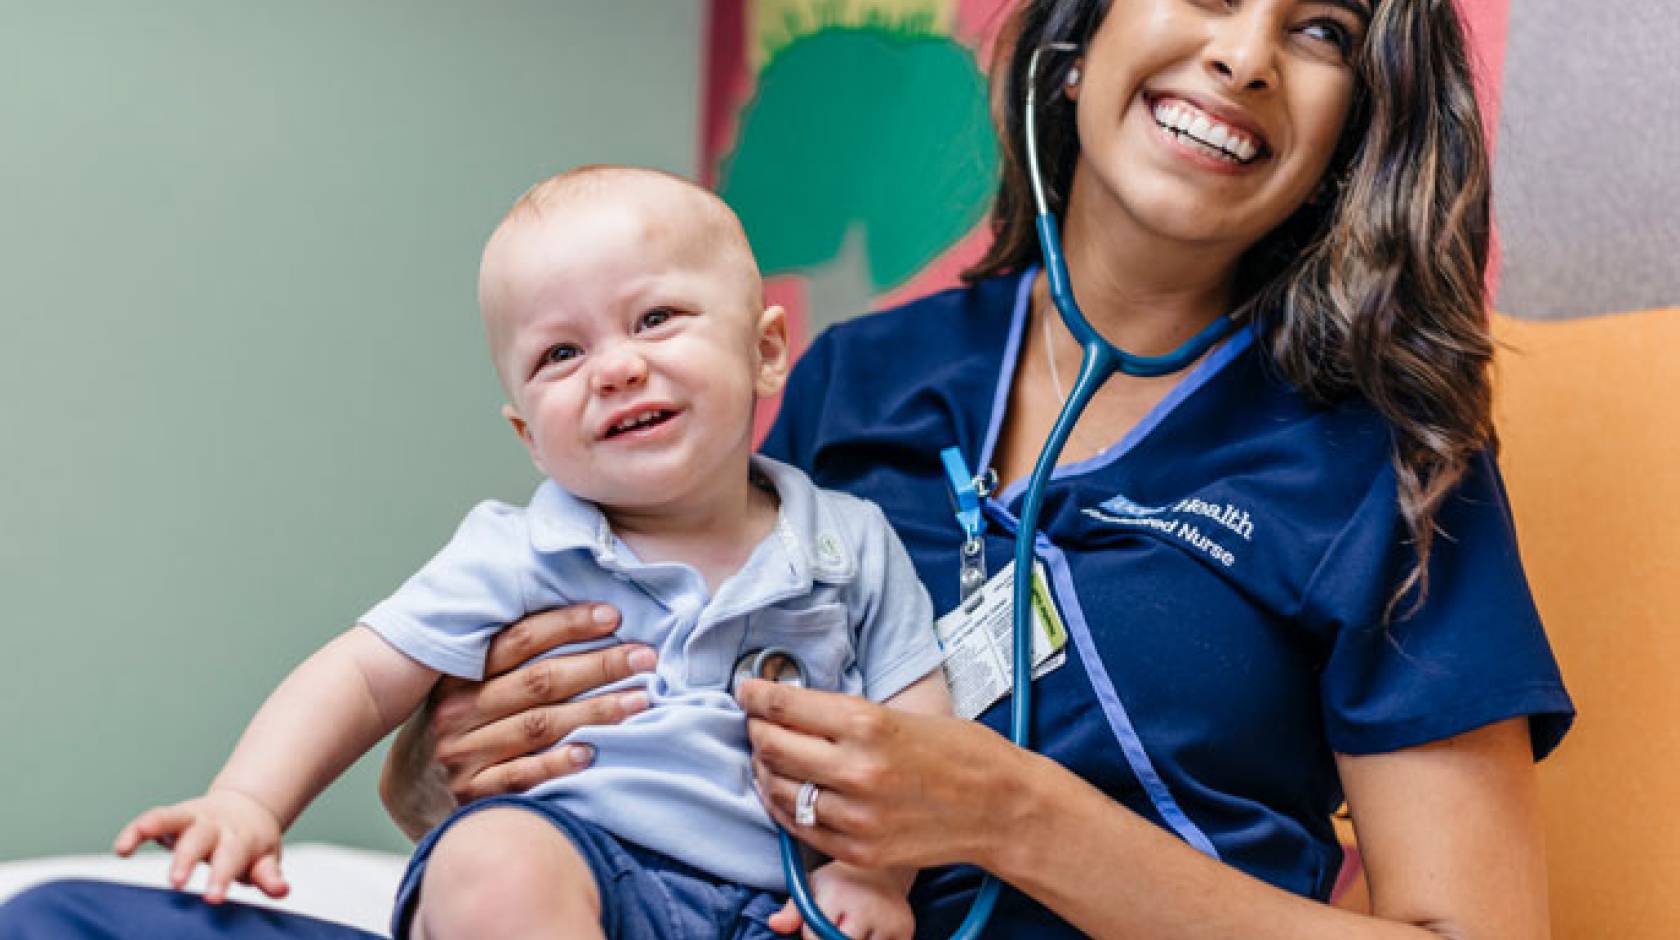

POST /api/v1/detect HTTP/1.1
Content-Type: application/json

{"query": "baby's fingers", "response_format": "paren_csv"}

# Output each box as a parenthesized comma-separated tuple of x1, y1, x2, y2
(168, 822, 217, 889)
(803, 912, 850, 940)
(114, 806, 192, 856)
(204, 830, 250, 904)
(767, 897, 804, 936)
(247, 853, 289, 899)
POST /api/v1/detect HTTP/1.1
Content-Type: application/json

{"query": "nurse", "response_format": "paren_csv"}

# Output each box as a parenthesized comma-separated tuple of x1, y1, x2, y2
(406, 0, 1575, 936)
(0, 0, 1571, 938)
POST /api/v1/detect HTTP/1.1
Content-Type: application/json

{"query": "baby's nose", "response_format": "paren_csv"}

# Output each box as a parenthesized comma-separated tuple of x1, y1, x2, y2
(590, 343, 649, 392)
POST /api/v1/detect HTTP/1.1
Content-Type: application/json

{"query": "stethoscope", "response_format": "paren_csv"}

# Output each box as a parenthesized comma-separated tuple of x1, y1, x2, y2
(742, 42, 1240, 940)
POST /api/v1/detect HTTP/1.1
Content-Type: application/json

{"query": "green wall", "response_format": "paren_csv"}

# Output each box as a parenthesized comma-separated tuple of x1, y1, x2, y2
(0, 1, 699, 860)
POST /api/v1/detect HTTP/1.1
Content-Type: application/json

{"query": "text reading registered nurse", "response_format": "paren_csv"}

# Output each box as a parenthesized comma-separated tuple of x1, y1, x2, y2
(0, 0, 1572, 938)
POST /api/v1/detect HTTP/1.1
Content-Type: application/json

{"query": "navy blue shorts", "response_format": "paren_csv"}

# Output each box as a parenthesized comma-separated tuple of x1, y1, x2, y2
(394, 795, 784, 940)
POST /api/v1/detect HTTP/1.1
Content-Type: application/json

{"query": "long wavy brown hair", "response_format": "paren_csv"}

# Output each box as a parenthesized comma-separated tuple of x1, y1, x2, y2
(967, 0, 1495, 617)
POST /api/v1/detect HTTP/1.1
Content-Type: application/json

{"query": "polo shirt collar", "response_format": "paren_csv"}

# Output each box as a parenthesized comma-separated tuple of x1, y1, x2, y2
(526, 479, 616, 559)
(752, 454, 858, 585)
(521, 456, 860, 586)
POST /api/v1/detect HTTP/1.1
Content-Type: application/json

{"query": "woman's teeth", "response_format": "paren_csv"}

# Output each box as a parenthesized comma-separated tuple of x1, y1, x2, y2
(1150, 99, 1261, 164)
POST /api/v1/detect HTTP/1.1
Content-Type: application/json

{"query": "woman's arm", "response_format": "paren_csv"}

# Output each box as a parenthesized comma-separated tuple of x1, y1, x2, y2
(379, 603, 656, 840)
(740, 680, 1550, 940)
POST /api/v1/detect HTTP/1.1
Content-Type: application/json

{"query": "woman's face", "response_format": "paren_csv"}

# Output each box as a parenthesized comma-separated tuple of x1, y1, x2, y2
(1066, 0, 1369, 251)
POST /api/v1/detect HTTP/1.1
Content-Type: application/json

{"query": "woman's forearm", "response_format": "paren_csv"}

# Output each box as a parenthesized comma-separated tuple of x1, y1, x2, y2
(989, 753, 1457, 940)
(380, 704, 460, 841)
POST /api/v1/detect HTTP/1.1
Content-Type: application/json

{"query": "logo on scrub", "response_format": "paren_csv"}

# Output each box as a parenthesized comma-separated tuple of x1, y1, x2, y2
(1087, 491, 1256, 569)
(1098, 493, 1169, 517)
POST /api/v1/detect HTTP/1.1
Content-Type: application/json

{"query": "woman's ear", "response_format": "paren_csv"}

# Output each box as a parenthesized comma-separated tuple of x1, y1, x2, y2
(753, 305, 791, 398)
(1064, 59, 1083, 101)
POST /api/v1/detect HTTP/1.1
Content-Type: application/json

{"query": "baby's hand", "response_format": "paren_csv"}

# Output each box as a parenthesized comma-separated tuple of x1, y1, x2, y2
(768, 861, 915, 940)
(114, 789, 289, 903)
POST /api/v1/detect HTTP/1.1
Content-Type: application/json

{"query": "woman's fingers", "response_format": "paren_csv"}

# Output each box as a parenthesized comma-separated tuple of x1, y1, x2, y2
(745, 714, 850, 789)
(482, 604, 620, 677)
(736, 679, 874, 742)
(755, 764, 878, 872)
(437, 693, 648, 801)
(756, 760, 870, 837)
(465, 642, 654, 725)
(455, 738, 594, 802)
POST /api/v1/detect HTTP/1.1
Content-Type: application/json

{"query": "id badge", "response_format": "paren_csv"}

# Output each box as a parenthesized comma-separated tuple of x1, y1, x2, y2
(935, 560, 1069, 720)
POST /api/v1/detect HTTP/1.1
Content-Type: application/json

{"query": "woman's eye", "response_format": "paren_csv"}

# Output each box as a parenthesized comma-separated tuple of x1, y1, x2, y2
(542, 343, 582, 365)
(1299, 19, 1356, 57)
(636, 307, 677, 332)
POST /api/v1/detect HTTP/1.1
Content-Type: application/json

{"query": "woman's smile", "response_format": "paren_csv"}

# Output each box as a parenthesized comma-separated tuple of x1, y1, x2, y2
(1066, 0, 1359, 248)
(1143, 91, 1269, 167)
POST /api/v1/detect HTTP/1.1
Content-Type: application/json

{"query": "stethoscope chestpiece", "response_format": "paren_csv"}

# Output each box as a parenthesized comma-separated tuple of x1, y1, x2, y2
(730, 646, 808, 694)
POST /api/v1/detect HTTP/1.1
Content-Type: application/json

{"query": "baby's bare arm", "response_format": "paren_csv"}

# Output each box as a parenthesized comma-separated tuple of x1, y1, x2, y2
(212, 625, 439, 828)
(116, 626, 436, 900)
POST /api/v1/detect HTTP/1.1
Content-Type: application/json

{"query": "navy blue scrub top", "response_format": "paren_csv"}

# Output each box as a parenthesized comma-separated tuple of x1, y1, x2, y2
(758, 269, 1574, 937)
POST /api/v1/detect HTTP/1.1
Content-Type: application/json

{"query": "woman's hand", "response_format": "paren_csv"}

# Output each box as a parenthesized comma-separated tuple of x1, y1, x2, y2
(738, 678, 1036, 874)
(379, 603, 655, 839)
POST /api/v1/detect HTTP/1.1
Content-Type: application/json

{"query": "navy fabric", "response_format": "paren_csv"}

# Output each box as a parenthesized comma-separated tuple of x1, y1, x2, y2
(393, 794, 783, 940)
(0, 880, 379, 940)
(0, 273, 1575, 940)
(759, 271, 1574, 936)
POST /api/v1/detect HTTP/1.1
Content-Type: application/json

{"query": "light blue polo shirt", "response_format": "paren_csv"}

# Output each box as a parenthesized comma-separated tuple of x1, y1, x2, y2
(360, 455, 944, 891)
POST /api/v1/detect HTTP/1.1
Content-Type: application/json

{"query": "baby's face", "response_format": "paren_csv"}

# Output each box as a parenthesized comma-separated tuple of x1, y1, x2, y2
(481, 191, 784, 512)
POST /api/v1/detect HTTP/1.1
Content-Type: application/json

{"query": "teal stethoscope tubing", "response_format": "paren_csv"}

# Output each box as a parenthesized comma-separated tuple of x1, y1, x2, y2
(772, 42, 1238, 940)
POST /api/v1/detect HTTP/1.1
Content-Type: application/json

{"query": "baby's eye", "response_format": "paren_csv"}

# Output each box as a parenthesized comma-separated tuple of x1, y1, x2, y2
(542, 342, 582, 365)
(636, 307, 678, 332)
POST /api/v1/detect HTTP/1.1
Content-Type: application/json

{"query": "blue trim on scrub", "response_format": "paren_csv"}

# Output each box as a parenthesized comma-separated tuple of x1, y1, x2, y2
(966, 273, 1254, 860)
(1042, 542, 1222, 859)
(976, 267, 1037, 470)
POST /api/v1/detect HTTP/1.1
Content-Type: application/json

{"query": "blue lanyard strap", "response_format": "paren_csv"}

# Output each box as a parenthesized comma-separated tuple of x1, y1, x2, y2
(940, 447, 985, 540)
(941, 447, 993, 600)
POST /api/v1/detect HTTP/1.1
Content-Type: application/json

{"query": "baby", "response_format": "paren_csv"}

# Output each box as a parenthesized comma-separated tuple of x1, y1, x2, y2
(116, 166, 951, 940)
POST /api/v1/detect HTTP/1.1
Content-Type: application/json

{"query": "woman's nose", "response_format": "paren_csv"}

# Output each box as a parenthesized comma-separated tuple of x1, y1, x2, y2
(1203, 10, 1280, 92)
(590, 342, 649, 394)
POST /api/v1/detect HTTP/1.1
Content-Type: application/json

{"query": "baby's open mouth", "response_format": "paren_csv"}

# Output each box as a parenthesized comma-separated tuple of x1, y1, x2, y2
(605, 408, 677, 438)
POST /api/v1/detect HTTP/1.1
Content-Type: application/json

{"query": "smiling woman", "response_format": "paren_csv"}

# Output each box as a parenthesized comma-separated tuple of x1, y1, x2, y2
(751, 1, 1568, 936)
(0, 2, 1576, 939)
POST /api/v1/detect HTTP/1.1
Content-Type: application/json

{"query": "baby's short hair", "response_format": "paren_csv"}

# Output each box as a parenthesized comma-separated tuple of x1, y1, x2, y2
(479, 165, 765, 395)
(510, 166, 751, 261)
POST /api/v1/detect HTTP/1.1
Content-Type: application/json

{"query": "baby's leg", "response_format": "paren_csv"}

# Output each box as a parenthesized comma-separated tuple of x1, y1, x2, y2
(412, 806, 604, 940)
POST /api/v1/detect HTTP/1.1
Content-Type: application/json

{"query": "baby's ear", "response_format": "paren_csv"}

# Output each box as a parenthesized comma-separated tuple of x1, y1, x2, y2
(754, 305, 791, 398)
(501, 403, 536, 450)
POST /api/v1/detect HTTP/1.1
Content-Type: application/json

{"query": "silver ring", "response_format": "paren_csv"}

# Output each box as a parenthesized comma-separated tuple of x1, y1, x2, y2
(795, 780, 820, 828)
